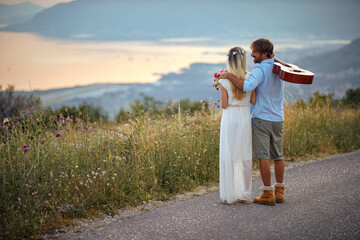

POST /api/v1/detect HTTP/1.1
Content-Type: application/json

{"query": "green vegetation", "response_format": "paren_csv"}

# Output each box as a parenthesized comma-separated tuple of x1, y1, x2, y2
(0, 85, 41, 121)
(0, 91, 359, 239)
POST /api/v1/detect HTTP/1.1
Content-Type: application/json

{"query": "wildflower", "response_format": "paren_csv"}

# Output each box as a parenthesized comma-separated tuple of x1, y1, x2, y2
(3, 118, 9, 125)
(23, 145, 30, 153)
(40, 138, 45, 144)
(56, 132, 61, 137)
(200, 100, 205, 104)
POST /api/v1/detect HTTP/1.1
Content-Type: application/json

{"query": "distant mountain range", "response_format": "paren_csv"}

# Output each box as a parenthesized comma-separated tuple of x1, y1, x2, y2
(16, 37, 360, 120)
(292, 37, 360, 99)
(0, 2, 44, 25)
(2, 0, 360, 40)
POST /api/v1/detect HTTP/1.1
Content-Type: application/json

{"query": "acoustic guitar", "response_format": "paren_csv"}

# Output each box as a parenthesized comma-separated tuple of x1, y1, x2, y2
(273, 57, 314, 84)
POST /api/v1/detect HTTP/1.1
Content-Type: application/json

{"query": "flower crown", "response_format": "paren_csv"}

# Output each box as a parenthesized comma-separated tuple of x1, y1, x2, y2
(227, 48, 246, 56)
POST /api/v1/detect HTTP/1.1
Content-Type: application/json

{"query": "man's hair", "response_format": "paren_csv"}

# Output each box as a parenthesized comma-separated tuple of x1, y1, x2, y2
(251, 38, 274, 58)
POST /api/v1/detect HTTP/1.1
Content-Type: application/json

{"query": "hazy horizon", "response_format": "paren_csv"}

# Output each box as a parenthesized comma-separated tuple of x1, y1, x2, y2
(0, 0, 73, 7)
(0, 31, 351, 91)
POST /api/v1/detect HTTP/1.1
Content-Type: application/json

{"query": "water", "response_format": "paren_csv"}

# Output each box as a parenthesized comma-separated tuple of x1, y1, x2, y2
(0, 31, 349, 91)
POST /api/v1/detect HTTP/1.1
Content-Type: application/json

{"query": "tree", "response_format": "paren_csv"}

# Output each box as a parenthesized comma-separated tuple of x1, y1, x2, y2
(0, 85, 41, 121)
(343, 88, 360, 106)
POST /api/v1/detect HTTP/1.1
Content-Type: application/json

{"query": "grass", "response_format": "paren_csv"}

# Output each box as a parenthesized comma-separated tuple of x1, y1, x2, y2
(0, 99, 359, 239)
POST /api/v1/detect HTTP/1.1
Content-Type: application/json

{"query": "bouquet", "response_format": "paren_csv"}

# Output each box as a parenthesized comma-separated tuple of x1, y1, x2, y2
(212, 69, 228, 91)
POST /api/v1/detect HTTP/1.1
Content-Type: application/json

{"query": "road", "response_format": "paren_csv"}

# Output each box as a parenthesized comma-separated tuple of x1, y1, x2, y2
(66, 151, 360, 240)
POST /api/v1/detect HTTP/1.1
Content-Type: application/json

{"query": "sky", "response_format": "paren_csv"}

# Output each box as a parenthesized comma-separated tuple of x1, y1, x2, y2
(0, 0, 73, 7)
(0, 0, 358, 91)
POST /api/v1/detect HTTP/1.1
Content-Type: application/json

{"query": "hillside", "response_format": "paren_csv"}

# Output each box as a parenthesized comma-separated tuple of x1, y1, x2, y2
(3, 0, 360, 41)
(290, 38, 360, 99)
(0, 2, 44, 25)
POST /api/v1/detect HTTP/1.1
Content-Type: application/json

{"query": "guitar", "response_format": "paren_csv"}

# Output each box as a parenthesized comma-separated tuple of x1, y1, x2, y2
(273, 57, 314, 84)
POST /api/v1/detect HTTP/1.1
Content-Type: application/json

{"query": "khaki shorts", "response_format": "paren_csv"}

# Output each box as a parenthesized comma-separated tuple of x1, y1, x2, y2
(252, 117, 284, 160)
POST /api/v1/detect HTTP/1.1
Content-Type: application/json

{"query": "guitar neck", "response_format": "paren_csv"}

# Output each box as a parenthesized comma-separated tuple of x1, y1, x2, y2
(274, 57, 292, 68)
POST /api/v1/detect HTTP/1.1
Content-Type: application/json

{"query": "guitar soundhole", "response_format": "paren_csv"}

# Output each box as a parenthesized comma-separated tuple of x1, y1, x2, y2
(292, 69, 302, 73)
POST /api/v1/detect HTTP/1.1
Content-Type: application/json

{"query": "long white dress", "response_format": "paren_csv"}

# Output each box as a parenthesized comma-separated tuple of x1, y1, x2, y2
(219, 76, 252, 203)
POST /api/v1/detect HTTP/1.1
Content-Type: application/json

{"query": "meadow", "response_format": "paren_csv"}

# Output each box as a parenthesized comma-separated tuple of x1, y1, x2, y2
(0, 93, 359, 239)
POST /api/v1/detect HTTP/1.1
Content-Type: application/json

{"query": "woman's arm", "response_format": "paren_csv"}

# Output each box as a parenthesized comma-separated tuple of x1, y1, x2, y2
(250, 90, 256, 105)
(220, 84, 228, 109)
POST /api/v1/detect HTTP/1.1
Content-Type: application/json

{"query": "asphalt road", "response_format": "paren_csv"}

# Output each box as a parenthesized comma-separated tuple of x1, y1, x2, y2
(67, 151, 360, 240)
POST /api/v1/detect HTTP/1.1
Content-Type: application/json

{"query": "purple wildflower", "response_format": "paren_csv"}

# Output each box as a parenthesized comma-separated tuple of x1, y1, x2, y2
(23, 145, 30, 153)
(56, 132, 61, 138)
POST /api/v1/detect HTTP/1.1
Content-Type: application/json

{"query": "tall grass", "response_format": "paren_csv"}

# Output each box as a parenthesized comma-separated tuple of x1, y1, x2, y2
(0, 99, 359, 239)
(0, 106, 219, 239)
(284, 99, 360, 157)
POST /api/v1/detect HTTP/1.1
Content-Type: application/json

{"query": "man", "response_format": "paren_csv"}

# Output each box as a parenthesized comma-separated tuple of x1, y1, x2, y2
(219, 38, 286, 206)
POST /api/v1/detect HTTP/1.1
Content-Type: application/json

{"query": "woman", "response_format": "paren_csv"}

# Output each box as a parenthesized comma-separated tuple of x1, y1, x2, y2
(218, 46, 256, 204)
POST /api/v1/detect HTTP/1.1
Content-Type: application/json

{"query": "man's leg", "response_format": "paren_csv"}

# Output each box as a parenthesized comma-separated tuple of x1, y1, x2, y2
(254, 159, 275, 205)
(259, 158, 271, 186)
(274, 159, 284, 183)
(270, 121, 286, 203)
(252, 118, 275, 206)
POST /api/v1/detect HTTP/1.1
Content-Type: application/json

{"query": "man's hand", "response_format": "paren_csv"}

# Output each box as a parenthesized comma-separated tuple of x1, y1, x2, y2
(219, 72, 245, 90)
(219, 72, 230, 79)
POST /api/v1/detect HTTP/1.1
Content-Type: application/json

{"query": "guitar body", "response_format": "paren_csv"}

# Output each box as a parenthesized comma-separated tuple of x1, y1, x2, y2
(273, 59, 314, 84)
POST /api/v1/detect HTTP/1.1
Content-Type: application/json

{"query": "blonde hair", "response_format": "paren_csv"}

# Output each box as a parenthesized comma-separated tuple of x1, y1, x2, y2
(227, 46, 247, 100)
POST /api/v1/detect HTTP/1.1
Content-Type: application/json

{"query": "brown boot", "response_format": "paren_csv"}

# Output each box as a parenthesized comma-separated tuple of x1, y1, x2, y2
(273, 183, 286, 203)
(253, 186, 275, 206)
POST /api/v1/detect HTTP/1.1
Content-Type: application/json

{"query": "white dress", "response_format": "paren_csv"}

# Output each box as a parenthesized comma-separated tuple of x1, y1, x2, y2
(219, 76, 252, 203)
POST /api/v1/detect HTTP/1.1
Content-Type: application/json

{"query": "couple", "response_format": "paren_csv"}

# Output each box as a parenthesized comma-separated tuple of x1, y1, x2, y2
(218, 38, 286, 206)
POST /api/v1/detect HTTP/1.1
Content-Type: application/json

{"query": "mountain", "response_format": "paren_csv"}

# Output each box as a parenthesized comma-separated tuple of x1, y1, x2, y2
(0, 2, 44, 25)
(3, 0, 360, 41)
(288, 38, 360, 99)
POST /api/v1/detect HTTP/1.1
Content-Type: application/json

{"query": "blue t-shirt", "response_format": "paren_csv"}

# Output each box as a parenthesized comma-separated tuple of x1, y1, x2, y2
(243, 58, 284, 122)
